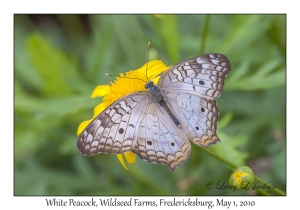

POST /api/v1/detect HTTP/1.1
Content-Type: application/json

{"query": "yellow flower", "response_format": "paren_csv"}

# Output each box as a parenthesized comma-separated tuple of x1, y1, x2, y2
(153, 14, 163, 19)
(77, 60, 168, 170)
(229, 166, 254, 190)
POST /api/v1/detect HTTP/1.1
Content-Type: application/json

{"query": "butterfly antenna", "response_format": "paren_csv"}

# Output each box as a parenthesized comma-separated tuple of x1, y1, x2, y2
(105, 74, 147, 83)
(105, 42, 151, 84)
(145, 42, 150, 82)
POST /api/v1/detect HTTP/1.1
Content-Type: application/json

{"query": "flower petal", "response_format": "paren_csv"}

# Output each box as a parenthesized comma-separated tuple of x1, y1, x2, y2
(117, 154, 129, 170)
(91, 85, 110, 98)
(93, 102, 106, 118)
(77, 119, 92, 135)
(124, 151, 136, 164)
(146, 60, 169, 79)
(152, 76, 160, 85)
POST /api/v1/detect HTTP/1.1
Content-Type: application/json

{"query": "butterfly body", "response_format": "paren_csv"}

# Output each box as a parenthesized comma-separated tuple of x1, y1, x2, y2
(77, 53, 231, 171)
(146, 81, 180, 127)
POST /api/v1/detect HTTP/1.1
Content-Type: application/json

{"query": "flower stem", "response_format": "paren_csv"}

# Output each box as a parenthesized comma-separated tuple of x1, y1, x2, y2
(199, 15, 210, 55)
(199, 147, 285, 195)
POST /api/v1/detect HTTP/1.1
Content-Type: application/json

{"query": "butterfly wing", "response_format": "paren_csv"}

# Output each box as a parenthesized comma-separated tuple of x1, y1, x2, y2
(77, 90, 191, 171)
(158, 53, 231, 100)
(77, 92, 148, 156)
(158, 53, 231, 147)
(166, 92, 220, 147)
(132, 96, 191, 171)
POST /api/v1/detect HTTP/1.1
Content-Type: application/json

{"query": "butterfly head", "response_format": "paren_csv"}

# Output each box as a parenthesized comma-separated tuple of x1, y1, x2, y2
(144, 80, 154, 90)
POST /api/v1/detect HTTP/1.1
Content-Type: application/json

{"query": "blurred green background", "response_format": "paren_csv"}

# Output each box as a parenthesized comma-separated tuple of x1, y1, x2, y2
(14, 14, 286, 195)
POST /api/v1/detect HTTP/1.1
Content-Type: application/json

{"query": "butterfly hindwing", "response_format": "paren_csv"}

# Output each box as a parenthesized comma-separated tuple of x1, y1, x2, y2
(166, 92, 220, 147)
(132, 98, 191, 171)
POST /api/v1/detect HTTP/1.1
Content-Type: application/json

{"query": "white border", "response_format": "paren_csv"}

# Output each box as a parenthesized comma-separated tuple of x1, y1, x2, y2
(2, 0, 295, 209)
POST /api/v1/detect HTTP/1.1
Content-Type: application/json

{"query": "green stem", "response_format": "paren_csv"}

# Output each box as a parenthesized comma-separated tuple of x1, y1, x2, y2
(254, 176, 286, 195)
(199, 146, 238, 169)
(199, 15, 210, 55)
(255, 189, 271, 196)
(199, 147, 285, 196)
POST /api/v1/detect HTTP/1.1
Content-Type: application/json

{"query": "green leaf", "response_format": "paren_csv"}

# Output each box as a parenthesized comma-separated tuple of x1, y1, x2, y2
(158, 15, 179, 63)
(26, 33, 78, 97)
(218, 112, 234, 129)
(225, 59, 285, 91)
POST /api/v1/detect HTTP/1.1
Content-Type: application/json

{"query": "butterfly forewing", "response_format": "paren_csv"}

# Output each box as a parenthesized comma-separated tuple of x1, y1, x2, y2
(158, 53, 231, 100)
(77, 92, 148, 156)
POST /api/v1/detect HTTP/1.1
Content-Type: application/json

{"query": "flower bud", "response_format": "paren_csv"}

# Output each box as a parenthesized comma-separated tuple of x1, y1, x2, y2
(229, 166, 254, 190)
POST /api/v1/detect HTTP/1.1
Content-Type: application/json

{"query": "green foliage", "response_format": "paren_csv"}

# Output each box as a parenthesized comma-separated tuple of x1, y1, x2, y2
(14, 14, 286, 195)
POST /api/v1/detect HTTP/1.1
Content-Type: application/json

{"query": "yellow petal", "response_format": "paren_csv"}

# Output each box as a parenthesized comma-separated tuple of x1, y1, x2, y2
(117, 154, 129, 170)
(124, 151, 136, 164)
(77, 119, 92, 135)
(233, 172, 249, 184)
(93, 102, 106, 118)
(152, 76, 160, 85)
(134, 60, 167, 80)
(146, 61, 169, 79)
(91, 85, 110, 98)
